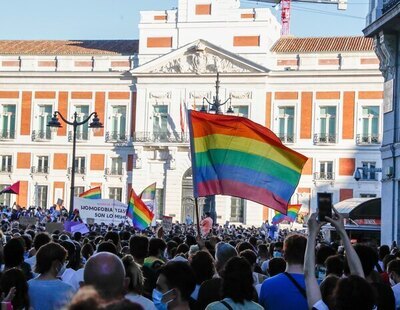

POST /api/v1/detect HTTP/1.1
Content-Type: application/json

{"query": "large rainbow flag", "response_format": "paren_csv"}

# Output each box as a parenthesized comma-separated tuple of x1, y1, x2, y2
(79, 187, 101, 199)
(188, 110, 308, 214)
(272, 204, 302, 224)
(126, 188, 154, 230)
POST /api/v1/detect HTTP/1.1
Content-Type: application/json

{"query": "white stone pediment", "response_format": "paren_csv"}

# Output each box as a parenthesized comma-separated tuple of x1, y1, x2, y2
(132, 40, 269, 75)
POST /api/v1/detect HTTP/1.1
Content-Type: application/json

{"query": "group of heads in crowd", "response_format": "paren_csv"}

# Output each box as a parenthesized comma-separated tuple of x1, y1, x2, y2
(0, 206, 397, 310)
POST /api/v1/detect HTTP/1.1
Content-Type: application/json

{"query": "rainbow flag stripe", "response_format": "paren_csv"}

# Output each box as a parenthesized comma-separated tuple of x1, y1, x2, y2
(126, 188, 154, 230)
(272, 204, 302, 224)
(188, 110, 308, 214)
(140, 183, 156, 201)
(79, 187, 101, 199)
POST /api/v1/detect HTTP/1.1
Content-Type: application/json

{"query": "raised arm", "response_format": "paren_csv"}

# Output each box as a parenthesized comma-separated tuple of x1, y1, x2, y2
(304, 213, 323, 309)
(325, 207, 364, 278)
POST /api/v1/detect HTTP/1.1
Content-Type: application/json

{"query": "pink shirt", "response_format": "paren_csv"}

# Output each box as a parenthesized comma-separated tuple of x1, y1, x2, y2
(200, 217, 213, 236)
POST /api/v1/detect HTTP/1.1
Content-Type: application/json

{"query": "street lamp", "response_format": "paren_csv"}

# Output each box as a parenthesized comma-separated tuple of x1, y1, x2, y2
(354, 166, 382, 181)
(200, 72, 234, 114)
(48, 111, 103, 215)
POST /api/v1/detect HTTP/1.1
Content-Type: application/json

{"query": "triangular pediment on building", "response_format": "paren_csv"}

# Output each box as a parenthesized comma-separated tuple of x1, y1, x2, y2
(132, 39, 269, 75)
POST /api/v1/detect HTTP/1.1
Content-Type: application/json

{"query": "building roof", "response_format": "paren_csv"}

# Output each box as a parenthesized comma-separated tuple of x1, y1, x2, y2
(271, 36, 374, 53)
(0, 40, 139, 55)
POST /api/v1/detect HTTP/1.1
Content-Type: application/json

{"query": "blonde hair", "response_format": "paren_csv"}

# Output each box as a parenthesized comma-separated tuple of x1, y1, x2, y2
(122, 255, 144, 294)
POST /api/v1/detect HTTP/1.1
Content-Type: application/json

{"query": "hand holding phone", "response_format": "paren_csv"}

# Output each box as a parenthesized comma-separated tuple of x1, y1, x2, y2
(317, 193, 332, 222)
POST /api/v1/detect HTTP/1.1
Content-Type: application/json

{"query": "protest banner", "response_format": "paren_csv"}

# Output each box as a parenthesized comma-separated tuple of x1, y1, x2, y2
(71, 223, 90, 234)
(74, 197, 130, 225)
(19, 216, 37, 227)
(46, 222, 64, 233)
(162, 215, 173, 232)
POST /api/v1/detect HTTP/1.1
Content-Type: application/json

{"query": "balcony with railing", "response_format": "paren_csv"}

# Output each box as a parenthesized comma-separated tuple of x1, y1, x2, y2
(382, 0, 400, 14)
(356, 134, 381, 145)
(68, 131, 89, 142)
(0, 130, 15, 140)
(278, 133, 295, 144)
(133, 132, 189, 143)
(105, 168, 124, 176)
(313, 133, 337, 145)
(67, 167, 86, 175)
(0, 166, 12, 173)
(31, 130, 51, 141)
(105, 131, 130, 143)
(313, 172, 335, 181)
(30, 166, 49, 174)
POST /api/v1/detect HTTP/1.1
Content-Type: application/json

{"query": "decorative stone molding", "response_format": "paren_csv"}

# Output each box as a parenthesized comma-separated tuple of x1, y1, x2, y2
(374, 33, 397, 81)
(134, 146, 143, 169)
(230, 91, 252, 100)
(168, 147, 177, 170)
(189, 91, 211, 100)
(149, 91, 172, 100)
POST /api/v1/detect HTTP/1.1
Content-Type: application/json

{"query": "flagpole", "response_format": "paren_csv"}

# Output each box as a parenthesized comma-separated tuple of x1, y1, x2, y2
(195, 198, 201, 237)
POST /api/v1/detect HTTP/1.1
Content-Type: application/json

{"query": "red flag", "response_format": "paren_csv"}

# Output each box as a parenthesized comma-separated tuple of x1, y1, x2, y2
(0, 181, 20, 195)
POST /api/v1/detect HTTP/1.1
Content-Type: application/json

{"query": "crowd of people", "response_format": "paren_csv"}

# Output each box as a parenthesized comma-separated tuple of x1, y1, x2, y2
(0, 203, 397, 309)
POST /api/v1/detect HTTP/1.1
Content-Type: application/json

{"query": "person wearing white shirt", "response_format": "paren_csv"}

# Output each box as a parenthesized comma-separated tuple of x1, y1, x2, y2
(388, 260, 400, 309)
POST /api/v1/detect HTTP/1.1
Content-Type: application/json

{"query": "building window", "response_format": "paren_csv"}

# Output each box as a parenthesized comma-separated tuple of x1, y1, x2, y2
(75, 105, 89, 140)
(37, 156, 49, 173)
(0, 105, 16, 139)
(0, 184, 11, 207)
(73, 157, 86, 175)
(109, 187, 122, 202)
(153, 105, 168, 141)
(316, 161, 334, 180)
(230, 197, 245, 223)
(36, 185, 48, 209)
(317, 106, 336, 143)
(110, 106, 127, 140)
(360, 193, 377, 198)
(232, 105, 249, 118)
(360, 106, 379, 143)
(361, 161, 377, 180)
(37, 105, 52, 140)
(278, 106, 295, 143)
(0, 155, 12, 173)
(155, 188, 164, 219)
(74, 186, 85, 197)
(110, 157, 123, 175)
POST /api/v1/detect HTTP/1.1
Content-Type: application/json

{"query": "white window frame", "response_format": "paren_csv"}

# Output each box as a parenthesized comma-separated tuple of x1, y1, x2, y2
(74, 156, 86, 174)
(314, 100, 340, 143)
(108, 103, 128, 139)
(110, 157, 123, 175)
(109, 187, 123, 202)
(0, 154, 12, 173)
(316, 159, 335, 180)
(37, 155, 50, 174)
(357, 101, 382, 143)
(73, 104, 91, 141)
(0, 102, 17, 139)
(35, 184, 49, 209)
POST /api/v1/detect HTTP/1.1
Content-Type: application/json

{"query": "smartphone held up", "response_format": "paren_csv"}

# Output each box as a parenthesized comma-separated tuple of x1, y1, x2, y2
(317, 193, 333, 222)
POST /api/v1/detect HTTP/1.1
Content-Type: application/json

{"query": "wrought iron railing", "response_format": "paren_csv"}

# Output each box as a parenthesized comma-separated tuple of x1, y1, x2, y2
(0, 166, 12, 173)
(105, 168, 124, 176)
(68, 131, 89, 142)
(67, 167, 86, 175)
(313, 172, 335, 181)
(313, 133, 337, 144)
(105, 131, 130, 143)
(132, 132, 189, 143)
(277, 133, 295, 144)
(0, 130, 15, 140)
(31, 166, 49, 174)
(31, 130, 51, 141)
(356, 134, 381, 145)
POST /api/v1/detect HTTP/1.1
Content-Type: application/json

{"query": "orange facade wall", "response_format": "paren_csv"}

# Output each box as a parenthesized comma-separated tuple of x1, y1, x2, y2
(302, 158, 313, 175)
(316, 92, 340, 100)
(300, 92, 313, 139)
(90, 154, 105, 171)
(147, 37, 173, 48)
(0, 91, 19, 98)
(318, 59, 339, 65)
(265, 92, 272, 129)
(108, 92, 130, 100)
(154, 15, 167, 20)
(111, 61, 130, 67)
(16, 181, 28, 207)
(195, 4, 212, 15)
(358, 91, 383, 99)
(71, 92, 92, 100)
(35, 91, 56, 99)
(275, 92, 298, 100)
(17, 153, 31, 169)
(58, 92, 68, 136)
(21, 92, 32, 135)
(2, 61, 19, 67)
(53, 153, 68, 170)
(343, 92, 355, 139)
(38, 61, 56, 67)
(233, 36, 260, 47)
(339, 158, 355, 176)
(241, 13, 255, 18)
(340, 189, 353, 201)
(360, 58, 379, 65)
(277, 59, 297, 66)
(94, 92, 105, 136)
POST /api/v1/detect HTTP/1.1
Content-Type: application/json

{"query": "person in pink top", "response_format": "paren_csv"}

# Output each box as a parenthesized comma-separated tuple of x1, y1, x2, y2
(200, 212, 213, 237)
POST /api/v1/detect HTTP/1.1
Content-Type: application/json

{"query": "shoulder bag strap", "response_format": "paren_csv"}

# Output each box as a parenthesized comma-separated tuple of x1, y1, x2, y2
(283, 272, 307, 299)
(220, 300, 234, 310)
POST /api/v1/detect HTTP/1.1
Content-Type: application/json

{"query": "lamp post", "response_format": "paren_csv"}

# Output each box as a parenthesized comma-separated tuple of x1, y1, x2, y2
(354, 166, 382, 181)
(48, 111, 103, 215)
(199, 73, 234, 223)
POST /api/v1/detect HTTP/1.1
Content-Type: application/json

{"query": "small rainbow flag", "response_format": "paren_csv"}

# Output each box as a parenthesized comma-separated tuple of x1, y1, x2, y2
(272, 204, 302, 224)
(127, 188, 154, 230)
(140, 183, 156, 212)
(79, 187, 101, 199)
(188, 110, 308, 214)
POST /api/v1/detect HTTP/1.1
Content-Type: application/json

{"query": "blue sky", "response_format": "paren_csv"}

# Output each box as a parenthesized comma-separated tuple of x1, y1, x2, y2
(0, 0, 369, 39)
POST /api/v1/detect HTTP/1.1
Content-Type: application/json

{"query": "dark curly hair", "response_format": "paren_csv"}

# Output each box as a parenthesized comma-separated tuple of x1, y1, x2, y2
(222, 256, 254, 304)
(190, 251, 215, 284)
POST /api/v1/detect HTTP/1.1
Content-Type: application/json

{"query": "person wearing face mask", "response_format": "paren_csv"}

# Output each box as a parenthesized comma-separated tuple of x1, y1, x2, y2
(153, 261, 196, 310)
(388, 259, 400, 309)
(27, 242, 74, 310)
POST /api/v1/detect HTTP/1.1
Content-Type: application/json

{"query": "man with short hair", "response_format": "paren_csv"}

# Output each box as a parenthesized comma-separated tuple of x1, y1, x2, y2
(83, 252, 128, 304)
(259, 234, 308, 310)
